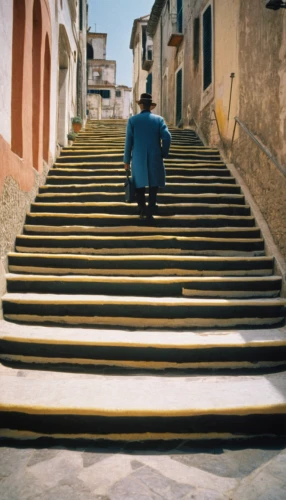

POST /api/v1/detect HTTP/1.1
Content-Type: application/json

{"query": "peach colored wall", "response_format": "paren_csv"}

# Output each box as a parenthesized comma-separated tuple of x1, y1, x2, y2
(0, 0, 52, 197)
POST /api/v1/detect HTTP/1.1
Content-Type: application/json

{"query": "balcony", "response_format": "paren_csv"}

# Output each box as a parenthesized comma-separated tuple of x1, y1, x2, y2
(167, 11, 184, 47)
(142, 49, 153, 71)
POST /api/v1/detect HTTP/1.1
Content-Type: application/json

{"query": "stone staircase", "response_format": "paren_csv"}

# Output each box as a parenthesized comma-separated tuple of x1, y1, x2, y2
(0, 119, 285, 443)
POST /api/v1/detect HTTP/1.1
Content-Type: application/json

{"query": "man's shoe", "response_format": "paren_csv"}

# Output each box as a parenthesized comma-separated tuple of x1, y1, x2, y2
(138, 207, 147, 220)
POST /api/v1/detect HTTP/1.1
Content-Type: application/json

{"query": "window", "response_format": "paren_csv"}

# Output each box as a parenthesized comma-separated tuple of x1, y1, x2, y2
(193, 18, 200, 70)
(79, 0, 83, 30)
(87, 43, 94, 59)
(176, 68, 183, 125)
(142, 25, 147, 63)
(116, 90, 121, 97)
(177, 0, 183, 33)
(88, 89, 111, 98)
(203, 5, 212, 90)
(147, 49, 153, 60)
(146, 73, 152, 94)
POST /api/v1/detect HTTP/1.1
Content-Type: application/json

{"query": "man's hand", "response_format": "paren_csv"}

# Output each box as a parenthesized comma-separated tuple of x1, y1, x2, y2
(124, 163, 130, 171)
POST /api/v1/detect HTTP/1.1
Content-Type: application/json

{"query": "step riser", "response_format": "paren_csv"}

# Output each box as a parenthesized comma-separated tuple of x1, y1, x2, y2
(6, 280, 281, 297)
(3, 301, 284, 320)
(59, 153, 221, 161)
(25, 215, 256, 227)
(35, 194, 245, 204)
(46, 173, 233, 183)
(50, 166, 230, 175)
(8, 254, 273, 273)
(39, 184, 240, 194)
(29, 205, 251, 216)
(1, 411, 284, 438)
(1, 341, 286, 364)
(4, 314, 284, 329)
(23, 228, 261, 239)
(1, 354, 285, 372)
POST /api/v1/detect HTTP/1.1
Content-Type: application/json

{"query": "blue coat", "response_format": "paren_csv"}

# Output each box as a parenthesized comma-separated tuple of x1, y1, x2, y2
(123, 110, 172, 189)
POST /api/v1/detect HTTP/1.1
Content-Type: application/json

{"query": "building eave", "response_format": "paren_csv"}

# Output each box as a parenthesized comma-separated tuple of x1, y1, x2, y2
(147, 0, 167, 37)
(129, 15, 150, 49)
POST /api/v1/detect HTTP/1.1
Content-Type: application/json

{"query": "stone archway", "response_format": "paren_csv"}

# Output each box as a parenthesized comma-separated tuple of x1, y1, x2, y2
(32, 0, 43, 170)
(43, 34, 51, 162)
(11, 0, 26, 158)
(57, 24, 70, 146)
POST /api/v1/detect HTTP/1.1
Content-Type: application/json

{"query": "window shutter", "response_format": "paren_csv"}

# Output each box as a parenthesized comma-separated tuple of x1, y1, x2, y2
(146, 73, 152, 94)
(193, 18, 200, 69)
(176, 69, 182, 124)
(177, 0, 183, 33)
(203, 5, 212, 90)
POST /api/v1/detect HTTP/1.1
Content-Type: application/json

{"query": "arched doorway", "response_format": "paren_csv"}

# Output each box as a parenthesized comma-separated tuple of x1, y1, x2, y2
(43, 34, 51, 162)
(57, 25, 70, 146)
(11, 0, 26, 157)
(32, 0, 42, 170)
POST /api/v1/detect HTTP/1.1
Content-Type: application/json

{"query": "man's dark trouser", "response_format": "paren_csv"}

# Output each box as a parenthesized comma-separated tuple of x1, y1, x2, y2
(136, 186, 158, 215)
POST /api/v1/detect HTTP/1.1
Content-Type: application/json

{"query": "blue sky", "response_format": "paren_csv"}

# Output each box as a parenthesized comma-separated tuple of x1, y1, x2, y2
(88, 0, 155, 87)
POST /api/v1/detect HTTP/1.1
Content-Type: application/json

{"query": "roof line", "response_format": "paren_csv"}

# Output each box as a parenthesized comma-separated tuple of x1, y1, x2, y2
(147, 0, 166, 37)
(129, 15, 150, 49)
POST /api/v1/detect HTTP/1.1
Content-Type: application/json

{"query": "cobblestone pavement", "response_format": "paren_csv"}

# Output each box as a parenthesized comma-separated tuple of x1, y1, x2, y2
(0, 438, 286, 499)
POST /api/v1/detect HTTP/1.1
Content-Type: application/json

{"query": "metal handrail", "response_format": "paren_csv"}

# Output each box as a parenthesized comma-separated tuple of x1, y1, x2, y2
(211, 109, 223, 143)
(231, 116, 285, 176)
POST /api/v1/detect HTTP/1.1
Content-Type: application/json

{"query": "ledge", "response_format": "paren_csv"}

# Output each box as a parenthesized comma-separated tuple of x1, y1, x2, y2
(167, 33, 184, 47)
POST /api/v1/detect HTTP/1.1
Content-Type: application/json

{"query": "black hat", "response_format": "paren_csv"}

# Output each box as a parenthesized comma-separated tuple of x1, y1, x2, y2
(136, 93, 157, 109)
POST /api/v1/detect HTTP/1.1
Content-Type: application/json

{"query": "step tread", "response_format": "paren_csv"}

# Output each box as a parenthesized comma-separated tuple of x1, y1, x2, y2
(0, 364, 285, 415)
(6, 273, 281, 283)
(8, 251, 272, 262)
(3, 293, 286, 306)
(16, 234, 263, 242)
(1, 320, 285, 348)
(23, 225, 258, 234)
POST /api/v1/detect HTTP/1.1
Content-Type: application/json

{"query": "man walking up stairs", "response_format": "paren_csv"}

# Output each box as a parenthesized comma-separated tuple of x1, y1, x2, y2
(0, 119, 285, 442)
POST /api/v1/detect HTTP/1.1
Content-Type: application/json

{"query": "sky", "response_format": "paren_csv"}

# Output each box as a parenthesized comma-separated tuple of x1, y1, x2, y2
(87, 0, 155, 88)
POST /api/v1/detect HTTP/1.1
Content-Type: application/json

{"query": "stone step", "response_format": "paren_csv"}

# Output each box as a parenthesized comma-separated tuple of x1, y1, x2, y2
(23, 225, 260, 239)
(1, 321, 286, 370)
(39, 181, 240, 194)
(6, 274, 281, 298)
(0, 365, 285, 441)
(15, 234, 264, 256)
(29, 202, 251, 216)
(8, 253, 274, 276)
(35, 192, 246, 205)
(59, 151, 221, 160)
(47, 168, 232, 179)
(55, 155, 225, 164)
(63, 145, 210, 152)
(25, 213, 256, 227)
(3, 294, 285, 329)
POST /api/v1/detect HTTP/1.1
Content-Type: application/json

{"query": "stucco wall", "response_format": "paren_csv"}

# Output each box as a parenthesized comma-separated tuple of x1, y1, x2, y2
(131, 21, 149, 114)
(0, 0, 87, 314)
(0, 0, 13, 145)
(230, 0, 286, 259)
(87, 94, 102, 119)
(88, 60, 116, 86)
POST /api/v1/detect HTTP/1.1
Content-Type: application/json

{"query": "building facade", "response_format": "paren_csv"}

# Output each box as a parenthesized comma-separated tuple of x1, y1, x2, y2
(87, 32, 132, 119)
(129, 15, 153, 114)
(0, 0, 87, 312)
(145, 0, 286, 259)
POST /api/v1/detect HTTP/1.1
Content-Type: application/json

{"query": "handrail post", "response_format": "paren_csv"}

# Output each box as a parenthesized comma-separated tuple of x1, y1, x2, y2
(231, 116, 285, 176)
(211, 109, 223, 143)
(231, 118, 237, 146)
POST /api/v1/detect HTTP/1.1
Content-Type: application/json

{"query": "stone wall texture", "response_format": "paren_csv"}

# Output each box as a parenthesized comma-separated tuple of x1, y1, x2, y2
(0, 163, 49, 317)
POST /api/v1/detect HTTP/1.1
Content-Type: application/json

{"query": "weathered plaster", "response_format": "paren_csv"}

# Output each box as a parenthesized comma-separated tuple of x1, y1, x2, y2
(0, 0, 13, 145)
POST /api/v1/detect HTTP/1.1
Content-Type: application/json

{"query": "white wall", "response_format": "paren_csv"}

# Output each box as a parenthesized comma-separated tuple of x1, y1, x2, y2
(0, 0, 13, 144)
